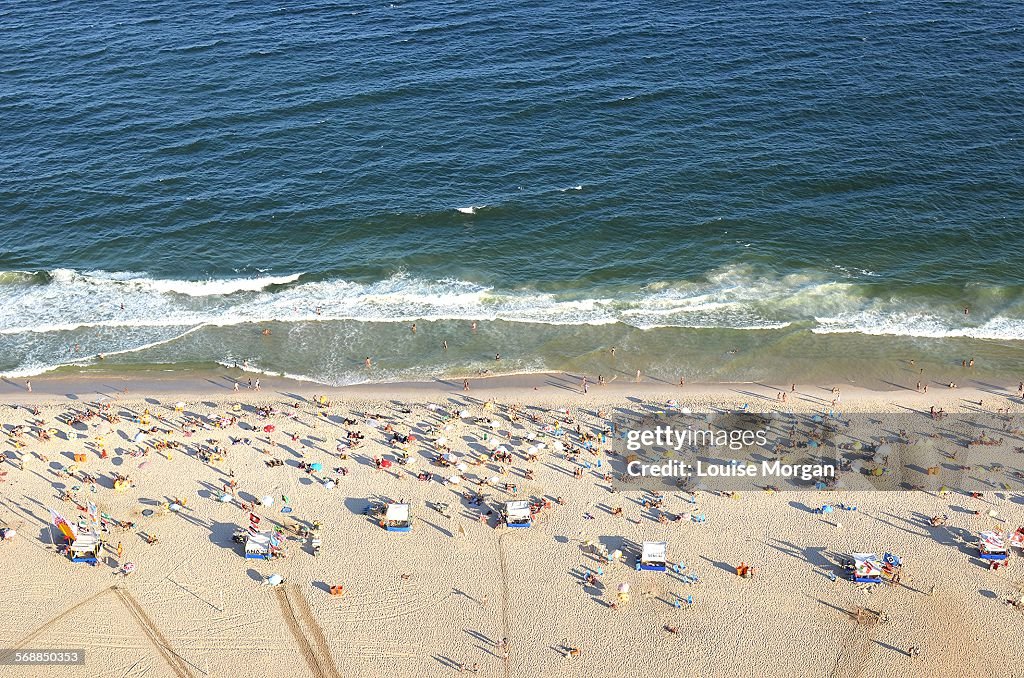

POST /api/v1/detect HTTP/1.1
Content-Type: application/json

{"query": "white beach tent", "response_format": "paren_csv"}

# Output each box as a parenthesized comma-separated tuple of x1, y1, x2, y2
(504, 500, 532, 528)
(245, 532, 272, 560)
(384, 503, 412, 532)
(639, 541, 667, 571)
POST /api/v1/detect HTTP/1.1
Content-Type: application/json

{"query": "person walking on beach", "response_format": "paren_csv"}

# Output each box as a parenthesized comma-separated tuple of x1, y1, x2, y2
(463, 379, 470, 391)
(254, 379, 260, 391)
(581, 376, 588, 394)
(25, 381, 30, 392)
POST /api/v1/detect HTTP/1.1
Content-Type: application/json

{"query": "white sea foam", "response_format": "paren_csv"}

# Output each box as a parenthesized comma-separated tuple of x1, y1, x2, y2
(1, 266, 1022, 343)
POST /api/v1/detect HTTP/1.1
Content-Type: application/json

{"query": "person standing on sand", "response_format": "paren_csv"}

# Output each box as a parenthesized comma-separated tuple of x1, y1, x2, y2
(463, 379, 470, 391)
(635, 369, 641, 383)
(25, 381, 30, 392)
(581, 376, 588, 394)
(254, 379, 260, 391)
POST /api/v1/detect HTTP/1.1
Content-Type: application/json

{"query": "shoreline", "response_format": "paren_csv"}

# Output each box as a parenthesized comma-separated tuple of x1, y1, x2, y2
(3, 368, 1021, 413)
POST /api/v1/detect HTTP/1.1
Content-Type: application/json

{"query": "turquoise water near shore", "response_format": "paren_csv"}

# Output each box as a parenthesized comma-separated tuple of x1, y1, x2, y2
(1, 1, 1022, 383)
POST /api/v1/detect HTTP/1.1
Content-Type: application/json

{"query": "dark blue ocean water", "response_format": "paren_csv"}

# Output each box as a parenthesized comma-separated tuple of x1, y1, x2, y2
(1, 0, 1022, 383)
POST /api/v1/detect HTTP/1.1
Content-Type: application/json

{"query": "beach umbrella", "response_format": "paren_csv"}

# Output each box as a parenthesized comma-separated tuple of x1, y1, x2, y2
(309, 462, 323, 472)
(138, 461, 150, 470)
(553, 441, 564, 452)
(263, 425, 275, 433)
(323, 480, 335, 490)
(122, 562, 136, 574)
(617, 582, 630, 593)
(447, 475, 461, 485)
(261, 495, 274, 507)
(459, 410, 470, 418)
(527, 445, 538, 456)
(808, 440, 818, 448)
(852, 442, 863, 450)
(436, 437, 448, 447)
(527, 432, 537, 441)
(134, 432, 146, 443)
(265, 574, 284, 586)
(442, 453, 457, 463)
(407, 435, 417, 442)
(455, 462, 468, 472)
(169, 503, 182, 512)
(380, 459, 393, 469)
(141, 509, 154, 517)
(811, 415, 823, 423)
(219, 493, 233, 503)
(876, 444, 893, 456)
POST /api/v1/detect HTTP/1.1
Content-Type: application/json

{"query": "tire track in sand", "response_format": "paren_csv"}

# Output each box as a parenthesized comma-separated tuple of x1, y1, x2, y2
(275, 585, 341, 678)
(497, 532, 511, 678)
(0, 586, 114, 661)
(113, 587, 194, 678)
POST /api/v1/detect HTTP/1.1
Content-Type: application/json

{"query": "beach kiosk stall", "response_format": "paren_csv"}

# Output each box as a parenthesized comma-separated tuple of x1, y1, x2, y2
(503, 500, 532, 529)
(245, 532, 272, 560)
(978, 531, 1009, 562)
(69, 531, 102, 565)
(383, 503, 412, 532)
(851, 553, 883, 583)
(638, 541, 668, 572)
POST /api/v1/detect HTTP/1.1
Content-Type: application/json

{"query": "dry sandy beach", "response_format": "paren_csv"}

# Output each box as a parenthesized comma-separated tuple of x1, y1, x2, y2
(0, 372, 1022, 678)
